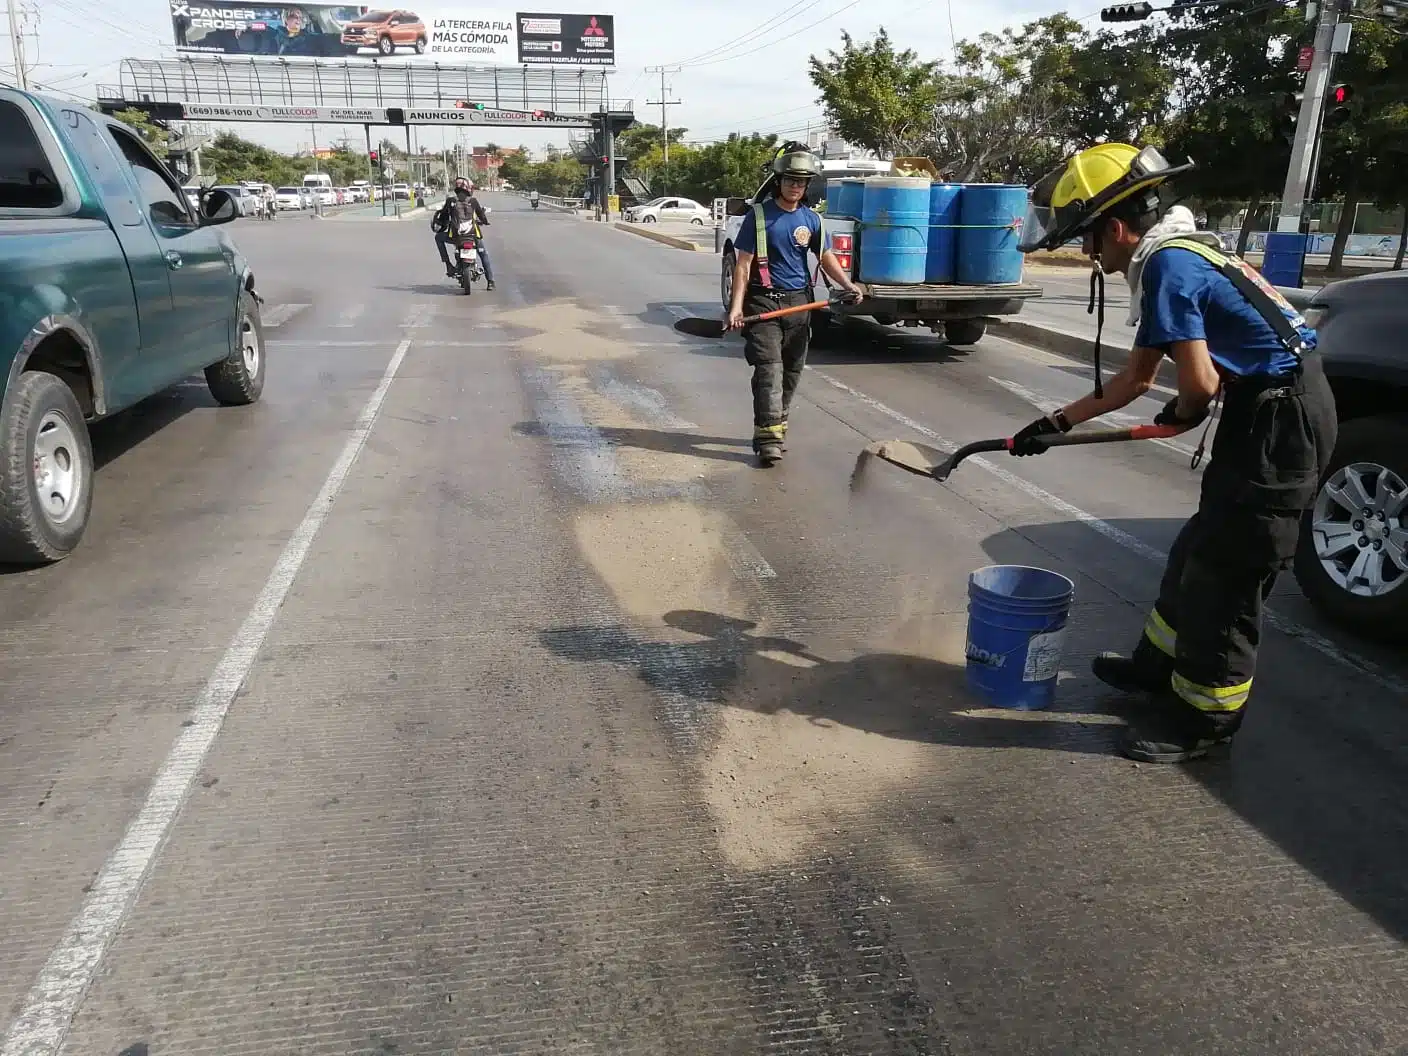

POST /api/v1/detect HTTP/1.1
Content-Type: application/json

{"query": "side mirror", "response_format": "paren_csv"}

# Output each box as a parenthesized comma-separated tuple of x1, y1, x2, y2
(200, 187, 239, 225)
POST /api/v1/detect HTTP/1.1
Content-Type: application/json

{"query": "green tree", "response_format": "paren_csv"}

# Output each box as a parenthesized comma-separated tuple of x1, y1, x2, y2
(809, 29, 939, 156)
(674, 133, 779, 202)
(111, 108, 169, 152)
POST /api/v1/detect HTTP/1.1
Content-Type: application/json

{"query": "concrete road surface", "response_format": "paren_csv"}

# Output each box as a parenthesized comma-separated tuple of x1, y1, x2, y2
(1, 196, 1405, 1056)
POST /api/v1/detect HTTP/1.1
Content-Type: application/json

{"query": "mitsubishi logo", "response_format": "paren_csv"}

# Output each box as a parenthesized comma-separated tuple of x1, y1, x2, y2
(583, 16, 606, 36)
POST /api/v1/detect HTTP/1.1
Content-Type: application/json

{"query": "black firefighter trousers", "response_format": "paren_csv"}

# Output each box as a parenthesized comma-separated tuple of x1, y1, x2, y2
(1130, 353, 1338, 736)
(742, 287, 814, 451)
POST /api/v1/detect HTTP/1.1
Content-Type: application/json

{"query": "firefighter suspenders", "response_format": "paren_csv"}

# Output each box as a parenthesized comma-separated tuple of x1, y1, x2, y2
(752, 202, 825, 291)
(1159, 238, 1311, 358)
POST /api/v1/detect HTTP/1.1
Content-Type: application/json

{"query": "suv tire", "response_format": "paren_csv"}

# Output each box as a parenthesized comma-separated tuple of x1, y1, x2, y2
(206, 289, 267, 406)
(1293, 414, 1408, 642)
(0, 370, 94, 564)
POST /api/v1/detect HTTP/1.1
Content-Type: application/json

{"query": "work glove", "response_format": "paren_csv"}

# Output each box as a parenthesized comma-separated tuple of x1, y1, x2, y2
(1010, 413, 1069, 457)
(837, 284, 864, 305)
(1153, 397, 1208, 429)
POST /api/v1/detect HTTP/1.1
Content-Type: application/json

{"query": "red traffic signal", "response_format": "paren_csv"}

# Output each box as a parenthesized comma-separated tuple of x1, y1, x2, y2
(1324, 83, 1353, 129)
(1330, 83, 1351, 106)
(369, 149, 379, 162)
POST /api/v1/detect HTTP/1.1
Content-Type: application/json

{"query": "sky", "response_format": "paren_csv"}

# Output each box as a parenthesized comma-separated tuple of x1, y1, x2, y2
(1, 0, 1102, 158)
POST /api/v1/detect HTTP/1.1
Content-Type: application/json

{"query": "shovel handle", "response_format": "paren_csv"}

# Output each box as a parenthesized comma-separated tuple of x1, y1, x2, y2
(933, 423, 1191, 482)
(739, 299, 831, 326)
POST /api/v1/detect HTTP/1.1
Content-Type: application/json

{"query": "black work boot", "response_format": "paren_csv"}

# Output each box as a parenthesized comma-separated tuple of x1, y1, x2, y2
(1092, 652, 1170, 695)
(486, 280, 496, 290)
(756, 441, 783, 467)
(1121, 695, 1237, 764)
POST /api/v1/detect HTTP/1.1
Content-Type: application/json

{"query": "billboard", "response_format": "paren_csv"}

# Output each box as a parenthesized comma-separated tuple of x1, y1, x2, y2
(170, 4, 611, 65)
(172, 102, 594, 126)
(516, 12, 614, 65)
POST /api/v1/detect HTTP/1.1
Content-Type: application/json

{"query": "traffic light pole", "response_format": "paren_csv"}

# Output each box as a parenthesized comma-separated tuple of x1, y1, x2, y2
(1276, 1, 1341, 233)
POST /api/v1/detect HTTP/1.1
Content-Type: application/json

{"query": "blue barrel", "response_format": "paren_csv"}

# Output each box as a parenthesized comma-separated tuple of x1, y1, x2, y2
(829, 178, 865, 219)
(1262, 231, 1307, 288)
(926, 183, 963, 284)
(957, 183, 1028, 284)
(965, 565, 1074, 710)
(858, 176, 931, 284)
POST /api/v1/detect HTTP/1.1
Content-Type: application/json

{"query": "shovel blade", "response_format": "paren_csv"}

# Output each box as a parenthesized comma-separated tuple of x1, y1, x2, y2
(849, 439, 951, 490)
(673, 317, 727, 339)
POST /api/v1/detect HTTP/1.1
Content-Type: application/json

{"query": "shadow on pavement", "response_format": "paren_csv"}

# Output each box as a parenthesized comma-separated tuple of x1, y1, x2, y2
(90, 379, 218, 472)
(513, 421, 754, 465)
(983, 518, 1408, 945)
(375, 283, 467, 297)
(540, 609, 1122, 759)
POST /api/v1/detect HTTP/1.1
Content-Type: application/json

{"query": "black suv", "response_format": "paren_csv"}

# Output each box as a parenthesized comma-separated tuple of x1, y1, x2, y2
(1293, 270, 1408, 642)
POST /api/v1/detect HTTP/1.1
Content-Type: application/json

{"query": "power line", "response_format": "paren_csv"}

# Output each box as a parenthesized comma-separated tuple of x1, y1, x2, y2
(682, 0, 866, 68)
(665, 0, 812, 68)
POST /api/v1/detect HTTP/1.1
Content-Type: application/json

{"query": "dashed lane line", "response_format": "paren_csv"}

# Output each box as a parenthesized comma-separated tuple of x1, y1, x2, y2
(259, 302, 310, 328)
(810, 368, 1408, 699)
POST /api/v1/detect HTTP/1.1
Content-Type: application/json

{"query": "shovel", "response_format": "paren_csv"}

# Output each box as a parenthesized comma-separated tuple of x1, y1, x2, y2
(672, 299, 832, 339)
(850, 424, 1192, 488)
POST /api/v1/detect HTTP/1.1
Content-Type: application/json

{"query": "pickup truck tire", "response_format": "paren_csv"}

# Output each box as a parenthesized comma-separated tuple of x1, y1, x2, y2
(205, 290, 266, 406)
(0, 371, 94, 565)
(944, 319, 986, 345)
(720, 249, 736, 311)
(1292, 414, 1408, 642)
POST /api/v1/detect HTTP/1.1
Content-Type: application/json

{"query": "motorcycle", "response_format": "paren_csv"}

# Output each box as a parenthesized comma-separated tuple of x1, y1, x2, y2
(530, 196, 540, 210)
(455, 221, 483, 295)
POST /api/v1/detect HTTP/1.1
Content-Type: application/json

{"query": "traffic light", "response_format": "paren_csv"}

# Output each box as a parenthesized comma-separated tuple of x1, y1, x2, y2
(1100, 2, 1153, 21)
(1324, 83, 1353, 128)
(369, 149, 378, 163)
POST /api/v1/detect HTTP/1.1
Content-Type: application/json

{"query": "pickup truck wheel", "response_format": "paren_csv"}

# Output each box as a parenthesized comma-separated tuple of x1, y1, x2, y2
(720, 249, 736, 311)
(809, 308, 836, 347)
(944, 319, 986, 345)
(0, 371, 94, 565)
(1293, 414, 1408, 642)
(205, 290, 266, 406)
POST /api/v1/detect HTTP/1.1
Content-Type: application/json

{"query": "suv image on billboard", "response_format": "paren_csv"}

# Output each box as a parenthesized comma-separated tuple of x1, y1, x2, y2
(341, 10, 427, 55)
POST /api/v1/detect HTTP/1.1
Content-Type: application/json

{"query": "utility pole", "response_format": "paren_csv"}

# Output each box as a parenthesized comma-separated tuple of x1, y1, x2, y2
(6, 0, 30, 91)
(1276, 0, 1344, 233)
(645, 65, 682, 193)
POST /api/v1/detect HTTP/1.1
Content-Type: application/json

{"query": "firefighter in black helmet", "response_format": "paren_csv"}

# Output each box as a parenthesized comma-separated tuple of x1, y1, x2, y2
(1011, 143, 1337, 763)
(725, 143, 862, 466)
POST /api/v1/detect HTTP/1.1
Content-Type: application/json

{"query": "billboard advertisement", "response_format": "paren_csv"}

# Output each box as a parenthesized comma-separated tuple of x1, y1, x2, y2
(170, 4, 611, 64)
(516, 12, 614, 65)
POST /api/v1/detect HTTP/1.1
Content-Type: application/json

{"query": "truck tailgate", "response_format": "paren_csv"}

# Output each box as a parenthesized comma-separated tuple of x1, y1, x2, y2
(863, 281, 1043, 300)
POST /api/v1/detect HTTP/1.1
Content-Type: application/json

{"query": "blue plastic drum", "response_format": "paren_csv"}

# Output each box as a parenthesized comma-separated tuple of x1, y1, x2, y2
(858, 176, 931, 285)
(926, 183, 963, 284)
(957, 183, 1028, 285)
(830, 178, 865, 219)
(965, 565, 1074, 710)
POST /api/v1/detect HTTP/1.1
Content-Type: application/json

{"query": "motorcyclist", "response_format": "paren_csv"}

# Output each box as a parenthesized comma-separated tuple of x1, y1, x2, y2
(530, 189, 540, 209)
(432, 177, 495, 290)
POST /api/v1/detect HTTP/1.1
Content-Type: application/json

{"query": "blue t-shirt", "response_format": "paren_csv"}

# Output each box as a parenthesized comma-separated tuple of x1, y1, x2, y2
(1135, 247, 1313, 377)
(734, 199, 825, 291)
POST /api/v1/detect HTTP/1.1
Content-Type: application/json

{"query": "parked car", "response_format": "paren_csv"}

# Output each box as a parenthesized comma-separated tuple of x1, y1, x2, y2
(1292, 271, 1408, 641)
(0, 89, 264, 564)
(275, 186, 304, 210)
(625, 196, 711, 225)
(213, 184, 258, 216)
(341, 9, 427, 55)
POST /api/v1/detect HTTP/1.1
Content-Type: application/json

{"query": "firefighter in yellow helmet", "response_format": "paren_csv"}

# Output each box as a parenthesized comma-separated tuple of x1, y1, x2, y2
(1013, 143, 1337, 763)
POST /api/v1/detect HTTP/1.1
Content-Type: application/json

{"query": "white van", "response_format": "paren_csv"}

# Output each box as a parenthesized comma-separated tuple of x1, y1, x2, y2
(302, 172, 335, 207)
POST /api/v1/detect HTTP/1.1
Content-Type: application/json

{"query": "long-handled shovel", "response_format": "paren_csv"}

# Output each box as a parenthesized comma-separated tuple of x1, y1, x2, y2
(673, 299, 831, 339)
(850, 424, 1192, 489)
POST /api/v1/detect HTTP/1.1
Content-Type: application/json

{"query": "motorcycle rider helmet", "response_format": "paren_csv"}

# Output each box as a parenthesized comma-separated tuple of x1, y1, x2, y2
(453, 176, 472, 195)
(1018, 143, 1194, 254)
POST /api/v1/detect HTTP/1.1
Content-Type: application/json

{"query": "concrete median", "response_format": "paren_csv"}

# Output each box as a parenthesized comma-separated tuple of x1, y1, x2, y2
(613, 222, 700, 252)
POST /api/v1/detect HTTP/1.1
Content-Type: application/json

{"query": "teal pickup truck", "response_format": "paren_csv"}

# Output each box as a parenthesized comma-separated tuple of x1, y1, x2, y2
(1, 89, 265, 564)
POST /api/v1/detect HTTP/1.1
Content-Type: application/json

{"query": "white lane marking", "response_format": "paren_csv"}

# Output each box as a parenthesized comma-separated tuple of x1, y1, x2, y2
(0, 334, 416, 1056)
(600, 304, 643, 330)
(332, 304, 367, 328)
(260, 302, 310, 328)
(662, 304, 695, 321)
(268, 340, 505, 348)
(988, 376, 1201, 459)
(999, 331, 1180, 398)
(810, 369, 1408, 697)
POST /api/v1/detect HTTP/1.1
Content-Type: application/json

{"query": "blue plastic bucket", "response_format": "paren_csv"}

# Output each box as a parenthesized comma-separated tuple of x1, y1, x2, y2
(859, 176, 931, 284)
(965, 564, 1074, 710)
(830, 178, 865, 219)
(957, 184, 1027, 285)
(926, 183, 963, 284)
